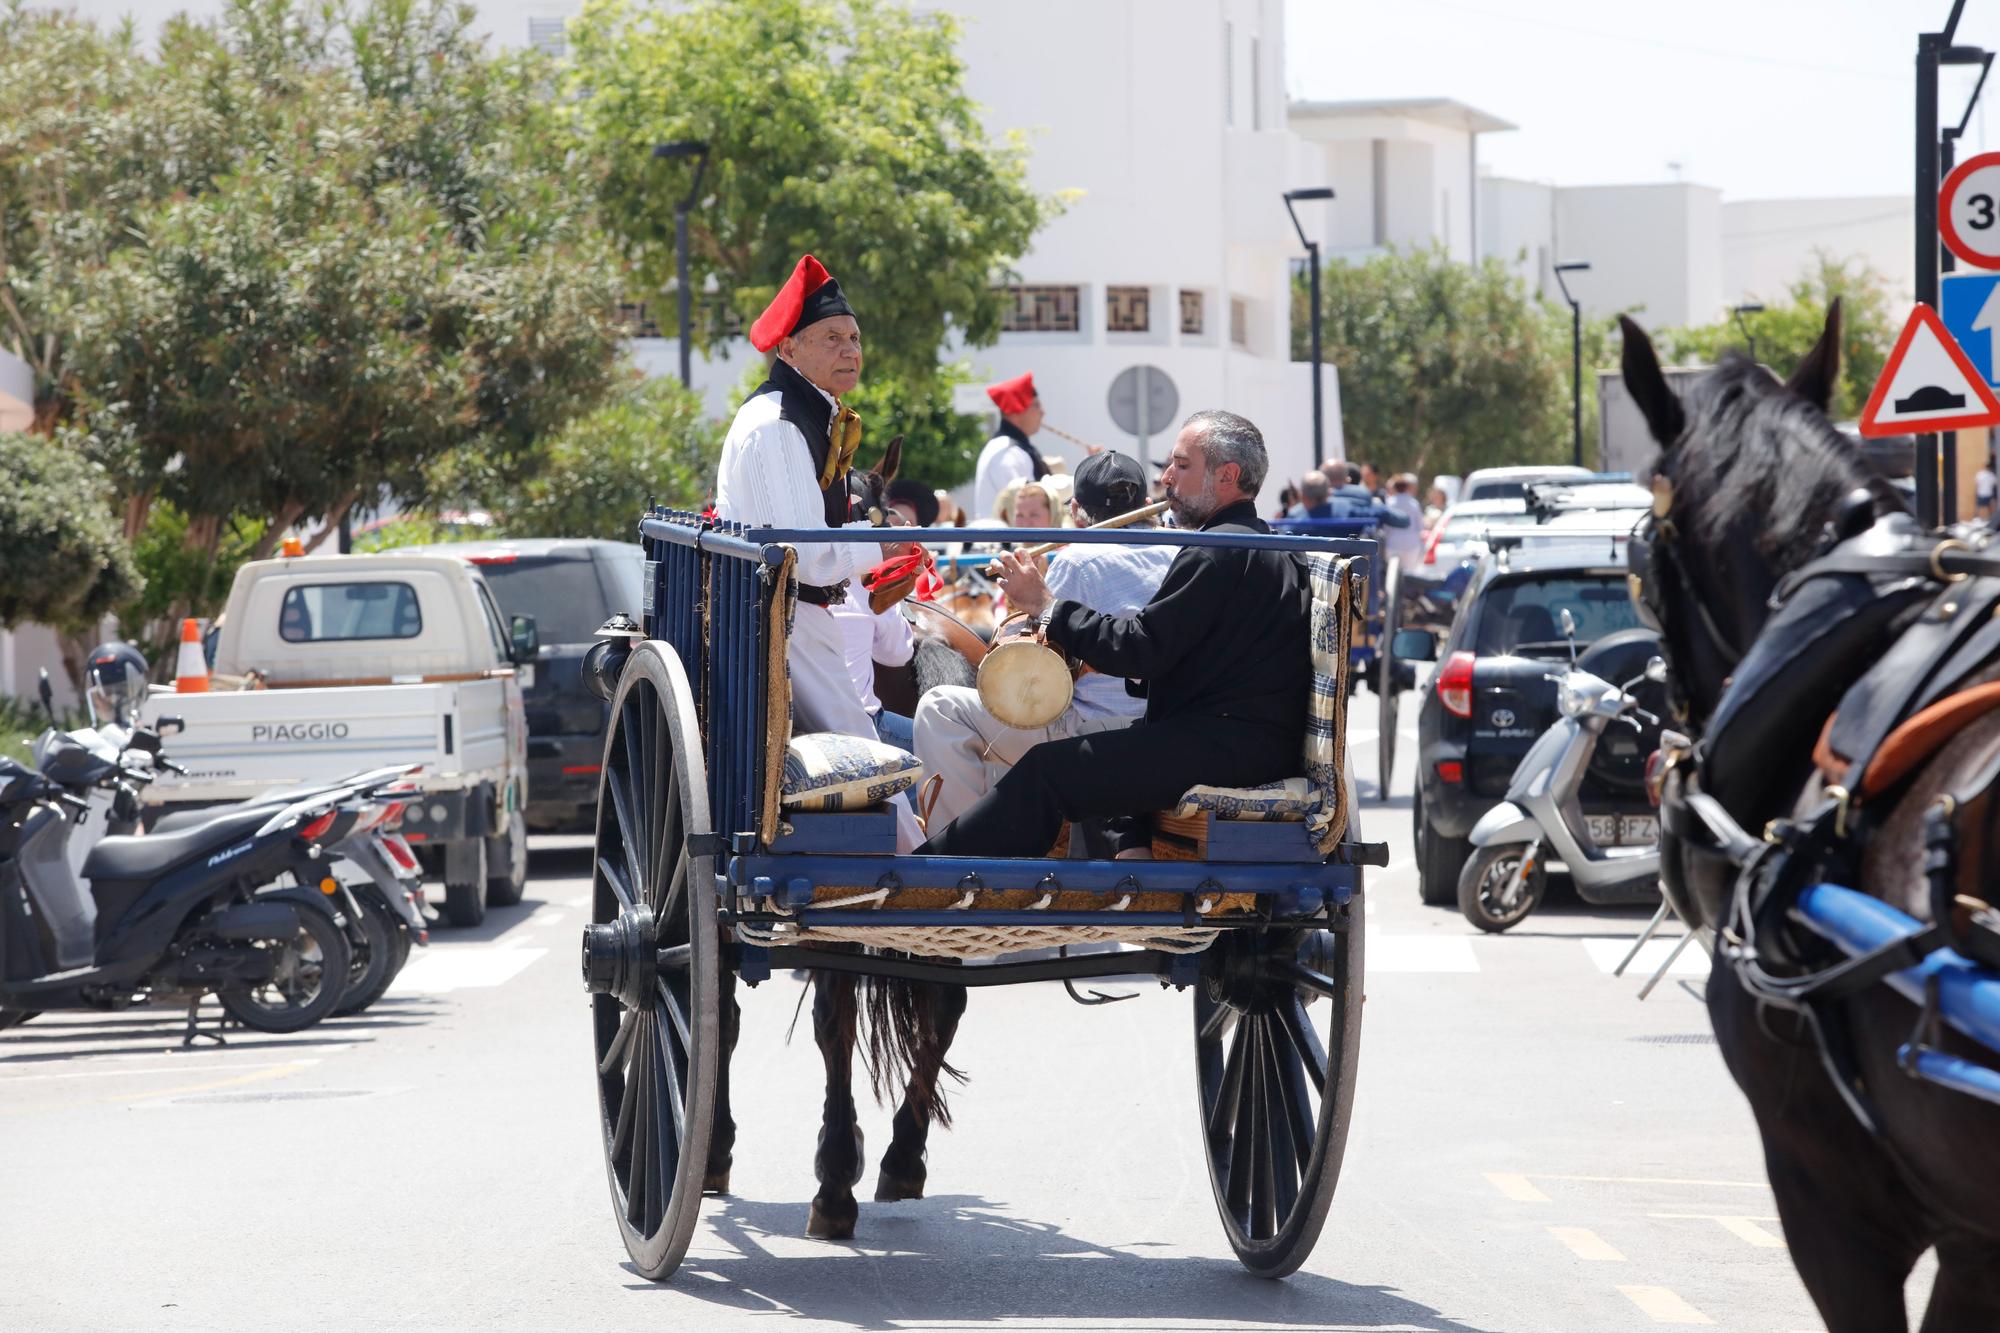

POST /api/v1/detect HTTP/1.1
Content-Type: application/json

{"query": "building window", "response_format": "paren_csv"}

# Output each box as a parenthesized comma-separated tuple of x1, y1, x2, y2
(527, 17, 567, 58)
(1223, 23, 1234, 127)
(617, 299, 661, 339)
(1106, 285, 1150, 334)
(998, 284, 1081, 334)
(1179, 290, 1205, 336)
(1230, 297, 1249, 348)
(1250, 37, 1262, 131)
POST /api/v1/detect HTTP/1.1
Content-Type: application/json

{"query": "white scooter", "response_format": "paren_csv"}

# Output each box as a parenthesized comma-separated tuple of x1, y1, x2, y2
(1458, 610, 1668, 933)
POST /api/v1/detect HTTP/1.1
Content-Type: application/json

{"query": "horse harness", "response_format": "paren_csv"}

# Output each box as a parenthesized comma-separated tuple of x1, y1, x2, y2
(1657, 506, 2000, 1132)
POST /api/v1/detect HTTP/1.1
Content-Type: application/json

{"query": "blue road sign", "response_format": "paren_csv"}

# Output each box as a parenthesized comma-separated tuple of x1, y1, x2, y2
(1942, 270, 2000, 387)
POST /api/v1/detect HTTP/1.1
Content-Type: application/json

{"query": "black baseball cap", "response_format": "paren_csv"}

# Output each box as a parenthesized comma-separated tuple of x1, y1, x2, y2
(1073, 451, 1148, 520)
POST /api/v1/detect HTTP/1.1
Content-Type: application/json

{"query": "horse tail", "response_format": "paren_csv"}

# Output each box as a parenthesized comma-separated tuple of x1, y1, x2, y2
(859, 974, 967, 1127)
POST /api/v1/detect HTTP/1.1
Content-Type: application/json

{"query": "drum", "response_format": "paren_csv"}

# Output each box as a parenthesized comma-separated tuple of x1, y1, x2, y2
(977, 635, 1074, 730)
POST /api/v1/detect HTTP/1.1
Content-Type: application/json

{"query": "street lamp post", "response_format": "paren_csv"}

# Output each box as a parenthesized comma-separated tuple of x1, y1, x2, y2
(1731, 302, 1766, 365)
(1552, 261, 1591, 469)
(1283, 187, 1335, 468)
(652, 140, 712, 389)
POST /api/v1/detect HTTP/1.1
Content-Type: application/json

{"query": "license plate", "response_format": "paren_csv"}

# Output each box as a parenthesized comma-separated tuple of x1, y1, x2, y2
(1586, 814, 1658, 846)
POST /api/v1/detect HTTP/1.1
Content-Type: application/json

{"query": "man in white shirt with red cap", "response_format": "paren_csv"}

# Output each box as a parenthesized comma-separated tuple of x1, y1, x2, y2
(713, 253, 920, 845)
(973, 371, 1052, 519)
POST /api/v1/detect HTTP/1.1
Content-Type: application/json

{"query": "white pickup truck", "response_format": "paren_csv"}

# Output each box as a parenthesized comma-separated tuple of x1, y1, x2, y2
(138, 553, 534, 927)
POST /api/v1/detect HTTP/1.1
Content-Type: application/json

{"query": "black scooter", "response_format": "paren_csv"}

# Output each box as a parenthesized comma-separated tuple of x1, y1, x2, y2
(0, 747, 395, 1042)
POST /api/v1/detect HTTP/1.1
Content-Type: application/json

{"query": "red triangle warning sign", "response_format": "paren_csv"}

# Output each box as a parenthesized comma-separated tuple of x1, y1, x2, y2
(1858, 303, 2000, 437)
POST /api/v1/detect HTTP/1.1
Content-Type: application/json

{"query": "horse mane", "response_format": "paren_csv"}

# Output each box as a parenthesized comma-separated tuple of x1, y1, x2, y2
(1674, 353, 1869, 575)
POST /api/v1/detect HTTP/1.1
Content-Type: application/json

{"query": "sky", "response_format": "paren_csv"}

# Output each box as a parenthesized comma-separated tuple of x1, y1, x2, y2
(1287, 0, 2000, 201)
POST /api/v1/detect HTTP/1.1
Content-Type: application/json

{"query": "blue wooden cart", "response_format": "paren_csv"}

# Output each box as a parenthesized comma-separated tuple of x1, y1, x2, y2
(578, 510, 1384, 1280)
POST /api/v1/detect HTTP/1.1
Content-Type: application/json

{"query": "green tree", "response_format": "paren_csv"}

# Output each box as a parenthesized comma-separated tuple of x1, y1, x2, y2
(439, 376, 724, 541)
(843, 365, 987, 490)
(0, 431, 139, 633)
(1650, 252, 1896, 420)
(7, 1, 624, 620)
(1296, 246, 1570, 478)
(568, 0, 1050, 389)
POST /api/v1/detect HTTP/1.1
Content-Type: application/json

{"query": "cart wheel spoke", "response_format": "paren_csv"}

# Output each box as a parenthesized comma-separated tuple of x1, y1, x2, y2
(655, 975, 692, 1052)
(658, 850, 688, 930)
(612, 1027, 640, 1169)
(600, 1006, 638, 1076)
(1261, 1012, 1302, 1221)
(1250, 1018, 1279, 1240)
(605, 767, 647, 904)
(1274, 993, 1328, 1095)
(1284, 961, 1341, 1002)
(654, 1001, 686, 1145)
(1207, 1006, 1250, 1144)
(625, 1013, 653, 1230)
(1198, 992, 1236, 1042)
(1224, 1018, 1258, 1223)
(598, 855, 637, 912)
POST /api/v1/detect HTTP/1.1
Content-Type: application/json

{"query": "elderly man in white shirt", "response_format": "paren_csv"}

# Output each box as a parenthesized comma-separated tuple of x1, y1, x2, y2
(914, 451, 1173, 828)
(712, 254, 920, 846)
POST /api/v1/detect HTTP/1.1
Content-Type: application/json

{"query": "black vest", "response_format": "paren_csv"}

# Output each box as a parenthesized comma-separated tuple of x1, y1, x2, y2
(1000, 419, 1051, 480)
(747, 358, 849, 527)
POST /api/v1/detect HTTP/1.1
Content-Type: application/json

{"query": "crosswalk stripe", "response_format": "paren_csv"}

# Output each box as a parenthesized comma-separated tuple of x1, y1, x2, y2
(1616, 1285, 1713, 1325)
(394, 946, 547, 993)
(1652, 1212, 1786, 1248)
(1367, 928, 1480, 973)
(1485, 1172, 1551, 1203)
(1547, 1225, 1624, 1261)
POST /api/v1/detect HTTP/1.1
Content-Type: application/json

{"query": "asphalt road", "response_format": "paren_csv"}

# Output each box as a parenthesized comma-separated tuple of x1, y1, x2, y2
(0, 697, 1918, 1331)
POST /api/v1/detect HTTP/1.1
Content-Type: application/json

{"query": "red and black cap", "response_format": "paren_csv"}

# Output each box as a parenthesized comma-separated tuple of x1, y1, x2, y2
(750, 254, 857, 352)
(986, 371, 1037, 415)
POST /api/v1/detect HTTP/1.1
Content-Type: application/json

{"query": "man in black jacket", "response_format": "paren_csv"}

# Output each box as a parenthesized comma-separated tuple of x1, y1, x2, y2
(917, 409, 1310, 857)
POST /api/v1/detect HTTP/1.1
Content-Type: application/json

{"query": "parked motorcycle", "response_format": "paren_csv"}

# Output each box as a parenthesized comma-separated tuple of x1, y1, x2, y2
(1457, 613, 1669, 933)
(0, 753, 369, 1040)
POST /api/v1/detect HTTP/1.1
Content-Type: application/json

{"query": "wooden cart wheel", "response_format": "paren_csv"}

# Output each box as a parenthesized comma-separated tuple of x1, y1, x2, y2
(1193, 873, 1365, 1278)
(579, 642, 717, 1282)
(1376, 556, 1402, 797)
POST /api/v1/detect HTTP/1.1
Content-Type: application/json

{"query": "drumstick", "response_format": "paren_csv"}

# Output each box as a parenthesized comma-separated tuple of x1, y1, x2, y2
(1021, 500, 1171, 559)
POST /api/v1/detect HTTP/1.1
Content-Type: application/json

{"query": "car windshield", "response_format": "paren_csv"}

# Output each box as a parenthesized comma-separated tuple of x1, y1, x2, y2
(1474, 573, 1641, 658)
(1441, 512, 1537, 541)
(476, 557, 619, 646)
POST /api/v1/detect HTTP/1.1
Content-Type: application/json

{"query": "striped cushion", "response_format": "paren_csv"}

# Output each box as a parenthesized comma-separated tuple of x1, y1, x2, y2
(780, 733, 922, 811)
(1176, 777, 1318, 822)
(1171, 553, 1354, 852)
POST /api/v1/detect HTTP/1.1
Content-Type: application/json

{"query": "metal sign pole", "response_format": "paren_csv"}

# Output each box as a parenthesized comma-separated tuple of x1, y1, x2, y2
(1136, 366, 1151, 468)
(1920, 30, 1943, 529)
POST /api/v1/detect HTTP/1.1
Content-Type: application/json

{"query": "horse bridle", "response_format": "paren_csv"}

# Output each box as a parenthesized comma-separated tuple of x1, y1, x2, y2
(1629, 474, 1748, 731)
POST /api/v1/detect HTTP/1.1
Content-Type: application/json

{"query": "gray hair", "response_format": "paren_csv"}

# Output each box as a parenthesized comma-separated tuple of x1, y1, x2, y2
(1182, 409, 1268, 496)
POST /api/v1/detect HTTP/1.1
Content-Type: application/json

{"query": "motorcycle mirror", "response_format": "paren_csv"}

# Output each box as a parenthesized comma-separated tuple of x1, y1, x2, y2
(155, 715, 186, 736)
(1558, 608, 1576, 639)
(1645, 656, 1668, 683)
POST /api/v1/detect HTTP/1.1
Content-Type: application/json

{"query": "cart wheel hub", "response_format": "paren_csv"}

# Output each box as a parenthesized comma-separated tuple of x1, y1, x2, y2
(581, 906, 656, 1009)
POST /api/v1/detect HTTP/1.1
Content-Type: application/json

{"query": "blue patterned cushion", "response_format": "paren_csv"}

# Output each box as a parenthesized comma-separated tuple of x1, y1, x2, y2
(1176, 778, 1318, 822)
(780, 732, 922, 811)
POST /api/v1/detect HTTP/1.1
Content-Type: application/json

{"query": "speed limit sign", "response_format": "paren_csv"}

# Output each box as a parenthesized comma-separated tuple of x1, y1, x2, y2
(1942, 152, 2000, 270)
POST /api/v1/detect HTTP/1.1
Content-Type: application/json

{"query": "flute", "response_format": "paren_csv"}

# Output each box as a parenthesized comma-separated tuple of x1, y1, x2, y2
(1021, 500, 1171, 558)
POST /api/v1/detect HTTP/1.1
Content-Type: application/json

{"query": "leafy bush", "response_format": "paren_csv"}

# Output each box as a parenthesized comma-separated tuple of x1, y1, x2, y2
(0, 431, 140, 633)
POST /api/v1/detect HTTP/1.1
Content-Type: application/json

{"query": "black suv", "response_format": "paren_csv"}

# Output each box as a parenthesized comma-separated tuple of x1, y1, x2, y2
(395, 539, 642, 831)
(1402, 540, 1659, 905)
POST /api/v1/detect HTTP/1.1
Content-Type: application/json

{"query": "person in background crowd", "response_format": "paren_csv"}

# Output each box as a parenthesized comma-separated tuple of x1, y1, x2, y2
(1425, 482, 1451, 525)
(1382, 473, 1427, 569)
(1979, 450, 1996, 521)
(885, 478, 939, 529)
(1004, 479, 1059, 528)
(1273, 481, 1299, 520)
(974, 372, 1050, 519)
(1358, 460, 1383, 498)
(1285, 471, 1335, 519)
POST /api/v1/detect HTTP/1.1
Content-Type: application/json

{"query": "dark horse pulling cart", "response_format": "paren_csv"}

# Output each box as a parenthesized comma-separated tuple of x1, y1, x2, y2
(577, 508, 1383, 1281)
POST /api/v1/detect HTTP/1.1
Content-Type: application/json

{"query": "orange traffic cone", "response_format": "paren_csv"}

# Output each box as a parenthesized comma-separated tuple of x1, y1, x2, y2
(174, 618, 209, 693)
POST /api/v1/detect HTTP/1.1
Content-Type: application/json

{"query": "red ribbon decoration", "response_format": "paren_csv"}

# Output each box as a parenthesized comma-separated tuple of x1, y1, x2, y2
(863, 549, 942, 601)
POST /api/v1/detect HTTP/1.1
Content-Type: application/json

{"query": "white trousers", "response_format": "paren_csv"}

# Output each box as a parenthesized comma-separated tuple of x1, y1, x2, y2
(912, 685, 1137, 829)
(789, 604, 921, 851)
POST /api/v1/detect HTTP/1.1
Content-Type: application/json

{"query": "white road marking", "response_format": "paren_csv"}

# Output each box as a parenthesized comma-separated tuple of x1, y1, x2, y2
(525, 911, 568, 930)
(1616, 1285, 1713, 1324)
(1367, 928, 1480, 973)
(1582, 937, 1711, 976)
(1652, 1212, 1786, 1248)
(1485, 1172, 1551, 1203)
(0, 1057, 321, 1083)
(1547, 1225, 1624, 1261)
(392, 946, 547, 993)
